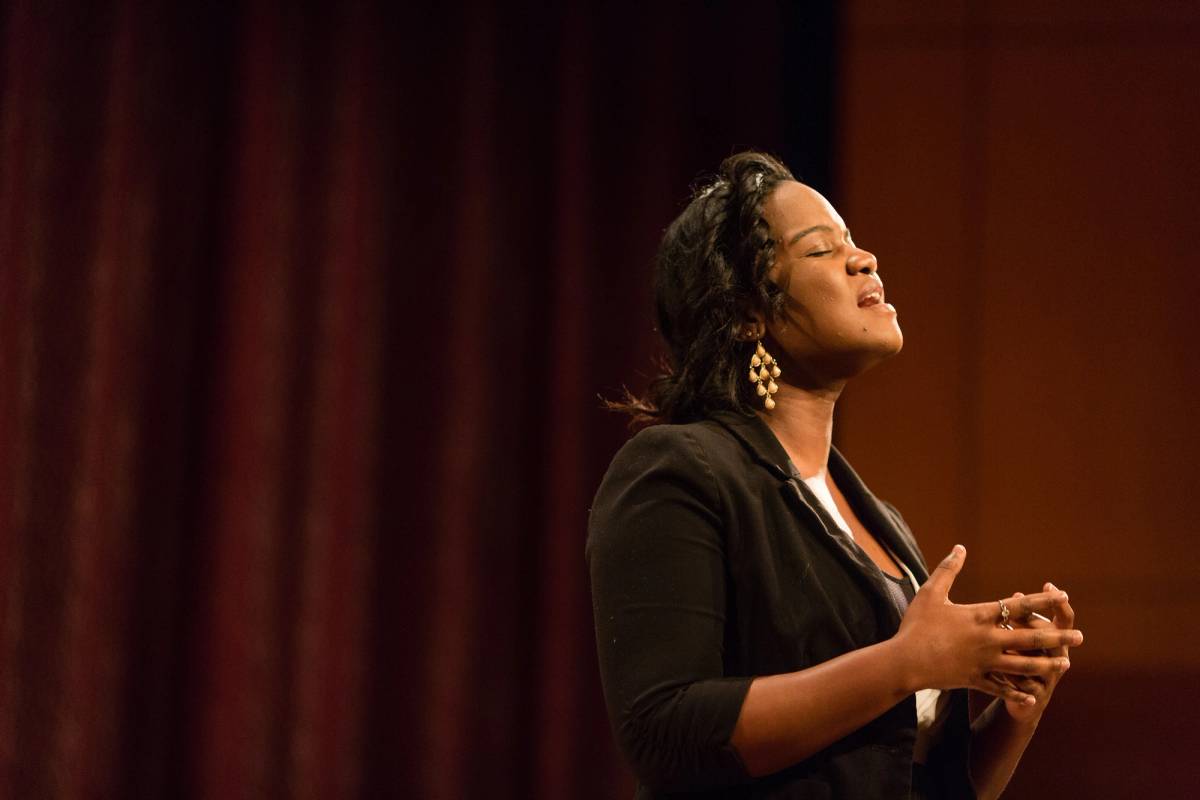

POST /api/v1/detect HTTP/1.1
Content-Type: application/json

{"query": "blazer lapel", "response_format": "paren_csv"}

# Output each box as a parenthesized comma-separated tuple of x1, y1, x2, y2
(828, 447, 930, 584)
(710, 412, 903, 627)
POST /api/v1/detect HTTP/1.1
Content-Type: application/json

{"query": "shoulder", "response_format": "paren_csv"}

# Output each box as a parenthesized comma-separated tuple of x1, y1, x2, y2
(593, 423, 717, 507)
(587, 421, 747, 551)
(595, 419, 750, 500)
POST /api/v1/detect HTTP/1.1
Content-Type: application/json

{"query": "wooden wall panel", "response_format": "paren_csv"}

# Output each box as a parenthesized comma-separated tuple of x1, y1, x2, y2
(836, 3, 1200, 795)
(974, 41, 1200, 669)
(835, 12, 983, 592)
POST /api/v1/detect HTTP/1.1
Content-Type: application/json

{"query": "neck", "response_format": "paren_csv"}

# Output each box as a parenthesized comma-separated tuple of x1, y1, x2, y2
(756, 380, 844, 478)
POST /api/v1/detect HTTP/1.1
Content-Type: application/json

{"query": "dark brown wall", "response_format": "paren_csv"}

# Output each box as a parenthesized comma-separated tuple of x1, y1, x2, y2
(834, 2, 1200, 796)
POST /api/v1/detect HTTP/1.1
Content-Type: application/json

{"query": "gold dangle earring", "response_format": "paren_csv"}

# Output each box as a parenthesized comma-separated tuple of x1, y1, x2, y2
(748, 340, 781, 410)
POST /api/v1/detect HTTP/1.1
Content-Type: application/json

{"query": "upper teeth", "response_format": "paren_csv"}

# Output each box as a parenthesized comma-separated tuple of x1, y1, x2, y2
(862, 291, 881, 304)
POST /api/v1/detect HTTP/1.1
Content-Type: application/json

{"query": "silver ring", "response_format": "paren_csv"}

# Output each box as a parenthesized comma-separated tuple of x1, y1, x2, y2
(998, 599, 1012, 629)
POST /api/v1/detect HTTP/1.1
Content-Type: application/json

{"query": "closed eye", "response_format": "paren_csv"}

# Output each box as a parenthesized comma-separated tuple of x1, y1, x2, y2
(806, 250, 832, 257)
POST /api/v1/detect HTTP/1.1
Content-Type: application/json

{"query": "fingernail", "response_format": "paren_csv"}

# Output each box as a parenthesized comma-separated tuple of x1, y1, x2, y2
(1047, 582, 1058, 591)
(1059, 659, 1071, 672)
(1073, 632, 1083, 645)
(1058, 591, 1069, 601)
(1024, 695, 1036, 705)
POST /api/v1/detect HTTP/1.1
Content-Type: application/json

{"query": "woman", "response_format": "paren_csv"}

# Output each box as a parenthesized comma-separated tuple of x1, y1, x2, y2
(586, 152, 1081, 798)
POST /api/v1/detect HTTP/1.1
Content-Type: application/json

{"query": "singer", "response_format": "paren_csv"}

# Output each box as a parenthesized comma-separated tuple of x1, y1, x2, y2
(586, 152, 1081, 798)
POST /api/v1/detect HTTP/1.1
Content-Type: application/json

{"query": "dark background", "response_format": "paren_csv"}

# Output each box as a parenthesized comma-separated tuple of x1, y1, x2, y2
(1, 1, 1197, 797)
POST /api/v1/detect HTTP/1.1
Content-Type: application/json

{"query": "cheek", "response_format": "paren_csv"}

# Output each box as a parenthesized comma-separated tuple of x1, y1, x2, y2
(782, 271, 837, 310)
(781, 287, 900, 351)
(784, 285, 851, 334)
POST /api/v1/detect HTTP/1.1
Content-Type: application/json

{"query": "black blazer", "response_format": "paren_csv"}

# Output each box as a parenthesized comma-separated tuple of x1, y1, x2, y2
(586, 411, 975, 799)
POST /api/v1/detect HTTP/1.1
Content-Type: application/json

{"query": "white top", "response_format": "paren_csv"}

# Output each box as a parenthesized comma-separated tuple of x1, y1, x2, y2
(801, 469, 856, 539)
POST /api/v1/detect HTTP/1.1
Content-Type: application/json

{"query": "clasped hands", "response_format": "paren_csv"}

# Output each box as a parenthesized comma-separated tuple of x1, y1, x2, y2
(895, 545, 1081, 722)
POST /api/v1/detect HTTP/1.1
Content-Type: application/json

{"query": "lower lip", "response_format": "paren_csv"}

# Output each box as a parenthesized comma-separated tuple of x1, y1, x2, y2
(859, 302, 896, 314)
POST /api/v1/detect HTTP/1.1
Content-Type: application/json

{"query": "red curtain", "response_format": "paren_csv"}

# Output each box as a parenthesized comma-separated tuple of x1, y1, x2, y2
(0, 2, 827, 796)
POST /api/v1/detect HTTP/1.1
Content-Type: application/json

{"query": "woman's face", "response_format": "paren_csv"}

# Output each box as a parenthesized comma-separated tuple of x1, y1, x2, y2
(758, 180, 903, 384)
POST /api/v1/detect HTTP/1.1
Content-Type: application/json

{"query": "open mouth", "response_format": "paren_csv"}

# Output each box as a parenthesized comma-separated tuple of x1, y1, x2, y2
(857, 287, 884, 308)
(856, 283, 895, 314)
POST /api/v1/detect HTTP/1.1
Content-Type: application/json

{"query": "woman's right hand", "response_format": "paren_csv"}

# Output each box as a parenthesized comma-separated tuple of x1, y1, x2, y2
(893, 545, 1082, 706)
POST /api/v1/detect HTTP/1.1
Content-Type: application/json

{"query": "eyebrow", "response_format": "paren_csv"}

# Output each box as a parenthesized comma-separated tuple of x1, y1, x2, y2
(787, 225, 851, 245)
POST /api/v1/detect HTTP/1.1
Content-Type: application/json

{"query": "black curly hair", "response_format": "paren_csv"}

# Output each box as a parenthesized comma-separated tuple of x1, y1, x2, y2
(612, 150, 796, 427)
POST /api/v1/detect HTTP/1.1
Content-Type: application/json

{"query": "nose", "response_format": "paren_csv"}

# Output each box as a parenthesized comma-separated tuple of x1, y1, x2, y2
(846, 249, 878, 275)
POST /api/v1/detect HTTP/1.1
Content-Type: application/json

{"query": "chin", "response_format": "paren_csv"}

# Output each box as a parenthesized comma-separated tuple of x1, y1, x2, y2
(846, 331, 903, 378)
(873, 317, 904, 356)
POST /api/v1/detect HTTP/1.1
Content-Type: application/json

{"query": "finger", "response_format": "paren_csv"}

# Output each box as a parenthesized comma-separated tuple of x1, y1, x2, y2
(1009, 676, 1047, 695)
(1001, 607, 1054, 631)
(971, 590, 1068, 624)
(992, 653, 1071, 678)
(985, 671, 1053, 700)
(924, 545, 965, 600)
(1006, 616, 1054, 633)
(985, 671, 1017, 689)
(996, 627, 1082, 652)
(1012, 593, 1056, 626)
(1047, 584, 1076, 627)
(997, 675, 1049, 698)
(1013, 590, 1070, 619)
(975, 675, 1036, 706)
(1045, 583, 1076, 657)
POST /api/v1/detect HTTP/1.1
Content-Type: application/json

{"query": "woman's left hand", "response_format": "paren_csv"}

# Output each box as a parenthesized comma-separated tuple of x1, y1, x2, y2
(996, 583, 1077, 723)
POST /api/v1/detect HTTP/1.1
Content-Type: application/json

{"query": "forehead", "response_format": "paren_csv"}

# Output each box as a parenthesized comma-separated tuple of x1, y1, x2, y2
(763, 181, 845, 239)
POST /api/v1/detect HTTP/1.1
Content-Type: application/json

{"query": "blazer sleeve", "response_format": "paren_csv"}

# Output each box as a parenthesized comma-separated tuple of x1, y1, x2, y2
(586, 425, 752, 792)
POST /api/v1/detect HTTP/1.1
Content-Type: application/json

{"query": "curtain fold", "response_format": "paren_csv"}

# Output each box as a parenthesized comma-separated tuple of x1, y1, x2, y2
(0, 1, 833, 796)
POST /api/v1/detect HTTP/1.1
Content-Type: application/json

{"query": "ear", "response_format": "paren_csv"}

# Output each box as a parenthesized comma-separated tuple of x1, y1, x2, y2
(735, 304, 766, 342)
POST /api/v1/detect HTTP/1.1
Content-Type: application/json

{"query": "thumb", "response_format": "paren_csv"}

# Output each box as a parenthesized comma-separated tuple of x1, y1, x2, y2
(923, 544, 965, 600)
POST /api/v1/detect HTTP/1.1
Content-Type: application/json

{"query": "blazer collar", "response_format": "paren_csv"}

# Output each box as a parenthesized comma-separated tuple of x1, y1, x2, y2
(709, 410, 795, 481)
(710, 409, 930, 623)
(825, 449, 929, 584)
